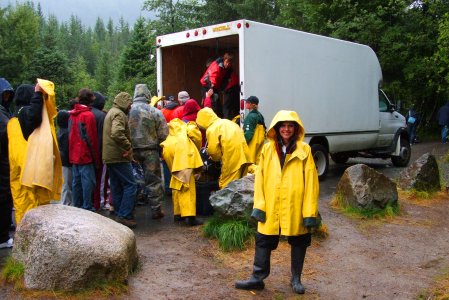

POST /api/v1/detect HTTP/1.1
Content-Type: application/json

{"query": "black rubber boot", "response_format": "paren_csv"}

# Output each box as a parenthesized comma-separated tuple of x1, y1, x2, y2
(235, 247, 271, 290)
(186, 216, 203, 226)
(291, 245, 307, 294)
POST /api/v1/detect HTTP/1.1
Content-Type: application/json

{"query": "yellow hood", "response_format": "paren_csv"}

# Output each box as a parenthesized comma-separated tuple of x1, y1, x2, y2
(196, 107, 219, 130)
(266, 110, 305, 143)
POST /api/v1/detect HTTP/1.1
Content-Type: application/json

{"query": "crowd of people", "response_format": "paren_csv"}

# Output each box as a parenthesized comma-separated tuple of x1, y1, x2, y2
(0, 52, 324, 294)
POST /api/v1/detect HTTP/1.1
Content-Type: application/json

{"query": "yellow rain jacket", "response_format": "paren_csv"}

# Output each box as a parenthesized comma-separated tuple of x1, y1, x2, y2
(252, 110, 319, 236)
(160, 119, 203, 217)
(196, 108, 250, 189)
(8, 79, 62, 224)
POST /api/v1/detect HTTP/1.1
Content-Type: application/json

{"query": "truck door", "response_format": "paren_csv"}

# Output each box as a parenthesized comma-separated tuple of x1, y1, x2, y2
(377, 89, 404, 147)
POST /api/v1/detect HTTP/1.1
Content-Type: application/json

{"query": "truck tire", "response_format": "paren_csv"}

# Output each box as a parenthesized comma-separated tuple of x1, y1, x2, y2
(330, 153, 349, 164)
(391, 137, 411, 167)
(311, 144, 329, 180)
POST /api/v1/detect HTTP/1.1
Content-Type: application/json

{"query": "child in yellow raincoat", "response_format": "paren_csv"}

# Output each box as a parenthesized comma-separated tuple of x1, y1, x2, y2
(160, 119, 204, 226)
(235, 110, 320, 294)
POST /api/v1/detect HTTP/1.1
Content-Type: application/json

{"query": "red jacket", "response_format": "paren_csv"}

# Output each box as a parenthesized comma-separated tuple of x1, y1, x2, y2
(200, 57, 228, 90)
(69, 104, 99, 165)
(162, 106, 183, 122)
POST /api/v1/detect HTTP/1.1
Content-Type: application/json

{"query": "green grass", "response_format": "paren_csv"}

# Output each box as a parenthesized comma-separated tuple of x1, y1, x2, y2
(203, 215, 255, 252)
(332, 193, 400, 219)
(1, 256, 24, 284)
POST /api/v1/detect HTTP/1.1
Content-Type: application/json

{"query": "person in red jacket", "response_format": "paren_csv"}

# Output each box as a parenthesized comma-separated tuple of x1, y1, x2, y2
(200, 53, 234, 116)
(69, 88, 99, 211)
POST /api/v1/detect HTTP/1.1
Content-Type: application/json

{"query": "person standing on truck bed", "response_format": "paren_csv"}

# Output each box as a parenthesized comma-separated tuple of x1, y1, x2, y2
(196, 107, 250, 189)
(235, 110, 320, 295)
(200, 53, 234, 117)
(243, 96, 266, 172)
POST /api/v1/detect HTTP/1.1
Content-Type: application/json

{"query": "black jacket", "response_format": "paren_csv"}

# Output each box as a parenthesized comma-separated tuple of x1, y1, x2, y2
(13, 84, 43, 141)
(57, 110, 71, 167)
(0, 78, 13, 203)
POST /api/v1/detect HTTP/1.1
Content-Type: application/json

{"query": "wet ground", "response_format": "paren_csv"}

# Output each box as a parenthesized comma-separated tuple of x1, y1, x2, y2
(1, 140, 448, 299)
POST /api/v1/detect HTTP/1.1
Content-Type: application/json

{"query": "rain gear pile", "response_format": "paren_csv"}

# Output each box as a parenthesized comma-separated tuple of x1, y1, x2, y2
(160, 119, 203, 217)
(196, 107, 250, 189)
(252, 110, 319, 236)
(8, 79, 62, 224)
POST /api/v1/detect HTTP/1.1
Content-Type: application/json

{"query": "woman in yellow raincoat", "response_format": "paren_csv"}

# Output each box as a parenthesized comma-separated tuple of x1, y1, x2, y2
(160, 119, 204, 226)
(8, 80, 62, 225)
(196, 107, 250, 189)
(235, 110, 320, 294)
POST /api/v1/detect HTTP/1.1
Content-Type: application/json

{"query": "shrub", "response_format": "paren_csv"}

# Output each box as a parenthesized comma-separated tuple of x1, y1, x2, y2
(203, 215, 255, 251)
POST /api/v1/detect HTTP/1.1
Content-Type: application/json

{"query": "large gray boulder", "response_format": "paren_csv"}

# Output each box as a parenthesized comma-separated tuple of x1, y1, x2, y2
(336, 164, 398, 209)
(209, 174, 255, 217)
(13, 204, 138, 291)
(399, 153, 441, 192)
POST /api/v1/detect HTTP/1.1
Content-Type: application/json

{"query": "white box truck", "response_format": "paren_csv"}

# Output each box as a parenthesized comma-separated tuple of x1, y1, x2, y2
(155, 20, 411, 178)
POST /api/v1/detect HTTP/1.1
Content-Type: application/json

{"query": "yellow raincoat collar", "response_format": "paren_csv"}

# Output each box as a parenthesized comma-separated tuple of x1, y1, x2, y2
(196, 107, 219, 130)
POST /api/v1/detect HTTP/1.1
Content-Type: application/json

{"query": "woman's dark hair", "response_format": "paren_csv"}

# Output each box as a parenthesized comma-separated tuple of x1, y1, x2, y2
(77, 88, 94, 106)
(274, 121, 300, 144)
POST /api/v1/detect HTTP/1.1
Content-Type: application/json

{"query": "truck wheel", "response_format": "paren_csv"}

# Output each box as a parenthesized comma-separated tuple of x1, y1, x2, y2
(330, 153, 349, 164)
(391, 137, 411, 167)
(312, 144, 329, 180)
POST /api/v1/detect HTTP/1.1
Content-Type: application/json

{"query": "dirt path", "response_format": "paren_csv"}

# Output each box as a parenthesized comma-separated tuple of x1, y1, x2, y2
(1, 142, 448, 299)
(126, 142, 449, 300)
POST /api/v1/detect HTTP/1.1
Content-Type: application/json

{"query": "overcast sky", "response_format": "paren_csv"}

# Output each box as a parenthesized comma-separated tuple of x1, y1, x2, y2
(0, 0, 154, 27)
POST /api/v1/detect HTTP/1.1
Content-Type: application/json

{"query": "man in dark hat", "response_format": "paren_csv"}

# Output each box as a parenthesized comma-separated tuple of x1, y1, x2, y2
(243, 96, 266, 168)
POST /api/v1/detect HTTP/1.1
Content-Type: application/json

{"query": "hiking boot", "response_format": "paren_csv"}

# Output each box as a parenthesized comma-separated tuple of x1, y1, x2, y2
(152, 211, 165, 220)
(186, 216, 203, 226)
(117, 217, 137, 229)
(235, 277, 265, 290)
(235, 246, 271, 291)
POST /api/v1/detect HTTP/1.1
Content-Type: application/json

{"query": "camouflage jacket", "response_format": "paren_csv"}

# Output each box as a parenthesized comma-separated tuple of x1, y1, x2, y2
(128, 97, 168, 150)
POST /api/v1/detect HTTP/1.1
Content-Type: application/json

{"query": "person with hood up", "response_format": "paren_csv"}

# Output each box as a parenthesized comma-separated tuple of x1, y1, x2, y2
(182, 97, 201, 123)
(8, 79, 63, 225)
(196, 107, 250, 189)
(128, 84, 168, 219)
(235, 110, 320, 294)
(0, 78, 14, 248)
(103, 92, 137, 228)
(160, 118, 204, 226)
(243, 96, 266, 170)
(69, 88, 99, 211)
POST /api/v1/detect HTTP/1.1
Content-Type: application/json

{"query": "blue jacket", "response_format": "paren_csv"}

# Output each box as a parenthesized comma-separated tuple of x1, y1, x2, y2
(437, 102, 449, 126)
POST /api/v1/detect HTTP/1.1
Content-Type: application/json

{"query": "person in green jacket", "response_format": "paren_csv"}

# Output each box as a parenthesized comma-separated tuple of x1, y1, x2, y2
(103, 92, 137, 228)
(235, 110, 320, 294)
(243, 96, 266, 168)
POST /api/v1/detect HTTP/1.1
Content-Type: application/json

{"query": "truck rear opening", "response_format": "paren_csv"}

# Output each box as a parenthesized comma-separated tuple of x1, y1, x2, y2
(157, 32, 240, 111)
